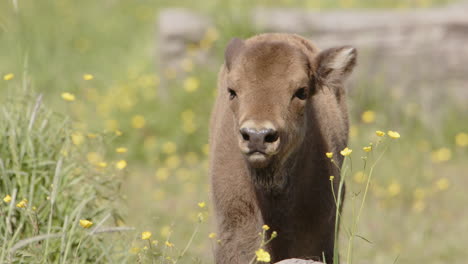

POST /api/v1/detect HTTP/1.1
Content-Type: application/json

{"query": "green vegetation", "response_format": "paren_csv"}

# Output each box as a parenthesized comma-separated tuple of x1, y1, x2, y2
(1, 0, 467, 263)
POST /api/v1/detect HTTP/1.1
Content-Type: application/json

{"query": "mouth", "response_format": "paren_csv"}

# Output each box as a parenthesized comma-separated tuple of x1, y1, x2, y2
(245, 151, 270, 168)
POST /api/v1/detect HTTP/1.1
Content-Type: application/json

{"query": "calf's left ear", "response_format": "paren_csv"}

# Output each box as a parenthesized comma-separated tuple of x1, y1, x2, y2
(315, 46, 357, 87)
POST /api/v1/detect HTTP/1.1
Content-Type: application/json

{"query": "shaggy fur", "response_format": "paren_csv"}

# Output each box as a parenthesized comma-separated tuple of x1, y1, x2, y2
(209, 33, 357, 264)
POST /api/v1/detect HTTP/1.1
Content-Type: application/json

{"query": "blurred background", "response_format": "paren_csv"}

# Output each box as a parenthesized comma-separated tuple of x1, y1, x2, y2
(0, 0, 467, 263)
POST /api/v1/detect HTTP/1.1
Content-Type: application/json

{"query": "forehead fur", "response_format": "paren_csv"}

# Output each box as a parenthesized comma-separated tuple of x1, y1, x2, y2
(236, 41, 310, 81)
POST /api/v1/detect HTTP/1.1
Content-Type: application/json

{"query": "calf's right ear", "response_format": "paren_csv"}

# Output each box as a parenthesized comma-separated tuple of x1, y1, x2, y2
(315, 46, 357, 87)
(225, 38, 245, 71)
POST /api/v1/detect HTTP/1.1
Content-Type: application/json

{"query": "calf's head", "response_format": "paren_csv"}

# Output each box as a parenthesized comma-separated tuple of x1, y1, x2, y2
(224, 37, 356, 169)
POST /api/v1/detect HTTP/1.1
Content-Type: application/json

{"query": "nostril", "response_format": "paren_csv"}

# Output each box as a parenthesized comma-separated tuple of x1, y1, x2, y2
(264, 130, 279, 143)
(240, 129, 250, 141)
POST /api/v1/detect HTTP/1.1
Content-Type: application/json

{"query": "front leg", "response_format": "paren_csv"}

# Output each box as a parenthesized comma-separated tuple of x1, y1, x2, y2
(214, 199, 262, 264)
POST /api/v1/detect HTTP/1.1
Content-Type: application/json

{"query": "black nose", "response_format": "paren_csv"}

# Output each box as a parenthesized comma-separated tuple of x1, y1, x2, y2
(240, 127, 279, 151)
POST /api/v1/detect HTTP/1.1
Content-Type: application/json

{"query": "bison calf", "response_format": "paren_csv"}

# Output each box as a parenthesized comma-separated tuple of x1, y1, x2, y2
(209, 33, 356, 263)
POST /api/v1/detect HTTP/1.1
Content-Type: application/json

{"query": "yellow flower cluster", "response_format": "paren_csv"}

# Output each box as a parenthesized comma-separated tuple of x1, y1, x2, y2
(141, 231, 152, 240)
(255, 248, 271, 262)
(16, 199, 28, 208)
(3, 194, 12, 203)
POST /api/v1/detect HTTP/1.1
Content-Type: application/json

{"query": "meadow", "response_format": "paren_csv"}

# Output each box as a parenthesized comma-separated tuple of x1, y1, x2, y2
(1, 0, 467, 263)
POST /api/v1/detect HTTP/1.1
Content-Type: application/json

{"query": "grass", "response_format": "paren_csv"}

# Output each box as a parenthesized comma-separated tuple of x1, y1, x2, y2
(0, 88, 129, 263)
(1, 0, 467, 263)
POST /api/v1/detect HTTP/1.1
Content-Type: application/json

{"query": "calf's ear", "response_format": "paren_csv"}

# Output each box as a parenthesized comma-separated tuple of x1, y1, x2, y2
(315, 46, 357, 87)
(225, 38, 245, 71)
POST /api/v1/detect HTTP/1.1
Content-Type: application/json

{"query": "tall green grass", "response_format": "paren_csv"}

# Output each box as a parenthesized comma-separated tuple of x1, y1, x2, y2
(0, 85, 129, 263)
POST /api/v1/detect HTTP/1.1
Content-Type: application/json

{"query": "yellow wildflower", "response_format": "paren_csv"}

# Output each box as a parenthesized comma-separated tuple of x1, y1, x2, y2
(455, 132, 468, 147)
(376, 130, 385, 137)
(349, 125, 358, 138)
(413, 188, 426, 200)
(3, 73, 14, 81)
(165, 155, 181, 169)
(83, 74, 94, 80)
(16, 199, 27, 208)
(387, 130, 401, 139)
(116, 160, 127, 170)
(79, 219, 93, 228)
(255, 248, 271, 262)
(340, 147, 352, 156)
(87, 152, 102, 165)
(387, 182, 401, 197)
(162, 141, 177, 154)
(165, 241, 174, 248)
(116, 147, 128, 153)
(131, 115, 146, 129)
(412, 200, 426, 213)
(97, 162, 107, 168)
(208, 232, 217, 239)
(435, 178, 450, 191)
(155, 167, 170, 182)
(363, 146, 372, 152)
(129, 247, 140, 254)
(202, 144, 210, 156)
(329, 175, 335, 181)
(61, 92, 76, 102)
(198, 202, 206, 208)
(160, 225, 172, 237)
(197, 212, 205, 222)
(71, 132, 85, 146)
(3, 194, 12, 203)
(141, 231, 152, 240)
(115, 130, 123, 136)
(361, 110, 376, 123)
(87, 133, 98, 139)
(431, 148, 452, 163)
(271, 231, 278, 238)
(262, 225, 270, 231)
(184, 152, 199, 165)
(325, 152, 333, 158)
(184, 77, 199, 92)
(353, 171, 366, 183)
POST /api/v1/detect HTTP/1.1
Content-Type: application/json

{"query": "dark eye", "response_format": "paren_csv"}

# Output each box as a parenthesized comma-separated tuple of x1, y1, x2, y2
(294, 87, 308, 100)
(228, 88, 237, 100)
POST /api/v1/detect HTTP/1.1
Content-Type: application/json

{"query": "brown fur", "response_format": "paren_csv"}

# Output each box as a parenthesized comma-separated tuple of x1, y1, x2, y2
(209, 33, 357, 264)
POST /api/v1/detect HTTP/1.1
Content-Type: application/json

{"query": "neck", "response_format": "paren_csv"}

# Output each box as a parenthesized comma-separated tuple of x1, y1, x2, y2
(248, 150, 299, 194)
